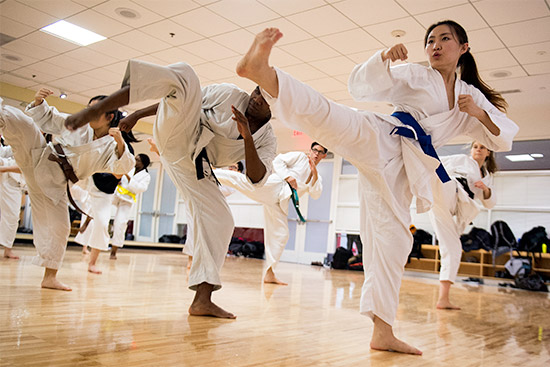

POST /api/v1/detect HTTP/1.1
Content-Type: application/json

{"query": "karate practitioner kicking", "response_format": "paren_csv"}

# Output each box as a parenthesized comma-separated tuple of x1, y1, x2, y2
(429, 141, 498, 310)
(0, 89, 134, 291)
(215, 142, 327, 285)
(236, 21, 518, 354)
(0, 143, 25, 259)
(64, 60, 276, 318)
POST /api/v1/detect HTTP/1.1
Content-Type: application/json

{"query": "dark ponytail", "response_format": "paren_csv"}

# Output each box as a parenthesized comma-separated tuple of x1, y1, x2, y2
(424, 20, 508, 112)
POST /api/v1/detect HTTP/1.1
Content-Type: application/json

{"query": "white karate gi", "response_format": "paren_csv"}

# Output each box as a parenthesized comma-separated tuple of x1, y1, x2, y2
(0, 146, 25, 249)
(122, 59, 276, 290)
(215, 151, 322, 275)
(261, 49, 518, 326)
(429, 154, 496, 283)
(111, 168, 151, 248)
(74, 181, 115, 252)
(0, 98, 134, 269)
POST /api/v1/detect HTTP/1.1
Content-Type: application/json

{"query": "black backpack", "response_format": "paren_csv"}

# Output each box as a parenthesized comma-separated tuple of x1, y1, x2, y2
(461, 227, 493, 252)
(518, 226, 548, 253)
(490, 220, 516, 265)
(241, 241, 265, 259)
(158, 234, 181, 243)
(331, 247, 352, 269)
(409, 229, 431, 261)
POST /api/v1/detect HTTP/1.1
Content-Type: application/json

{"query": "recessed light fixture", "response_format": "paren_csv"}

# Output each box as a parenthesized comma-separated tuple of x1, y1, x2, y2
(115, 7, 140, 19)
(530, 153, 544, 158)
(391, 29, 406, 38)
(59, 91, 67, 99)
(505, 154, 535, 162)
(121, 111, 128, 117)
(41, 20, 106, 46)
(490, 70, 512, 78)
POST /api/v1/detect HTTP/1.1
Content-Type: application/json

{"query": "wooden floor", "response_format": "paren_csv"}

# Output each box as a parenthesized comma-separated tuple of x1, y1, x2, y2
(1, 244, 549, 367)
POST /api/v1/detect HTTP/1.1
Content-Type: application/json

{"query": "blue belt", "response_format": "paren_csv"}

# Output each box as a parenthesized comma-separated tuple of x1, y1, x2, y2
(390, 112, 450, 183)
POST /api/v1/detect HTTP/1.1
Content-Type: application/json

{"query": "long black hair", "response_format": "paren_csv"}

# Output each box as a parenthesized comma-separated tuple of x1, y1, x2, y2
(424, 20, 507, 112)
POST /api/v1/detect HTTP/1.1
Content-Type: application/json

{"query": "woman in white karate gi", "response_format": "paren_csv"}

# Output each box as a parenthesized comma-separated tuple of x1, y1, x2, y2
(64, 60, 276, 318)
(0, 143, 25, 259)
(236, 20, 518, 354)
(215, 142, 327, 285)
(110, 153, 151, 259)
(429, 141, 498, 310)
(0, 89, 134, 291)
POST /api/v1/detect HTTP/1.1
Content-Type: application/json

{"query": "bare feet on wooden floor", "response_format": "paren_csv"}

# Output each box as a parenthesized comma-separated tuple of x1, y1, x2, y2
(370, 317, 422, 355)
(263, 268, 287, 285)
(188, 300, 236, 319)
(236, 28, 282, 81)
(436, 300, 461, 310)
(88, 264, 102, 274)
(3, 248, 19, 259)
(41, 278, 72, 291)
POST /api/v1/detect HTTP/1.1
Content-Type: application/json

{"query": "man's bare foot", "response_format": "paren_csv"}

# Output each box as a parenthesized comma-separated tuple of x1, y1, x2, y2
(263, 268, 287, 285)
(110, 253, 117, 260)
(3, 248, 19, 259)
(188, 300, 236, 319)
(236, 28, 282, 81)
(82, 247, 90, 255)
(436, 300, 461, 310)
(187, 256, 193, 270)
(41, 278, 72, 291)
(370, 316, 422, 355)
(88, 265, 102, 274)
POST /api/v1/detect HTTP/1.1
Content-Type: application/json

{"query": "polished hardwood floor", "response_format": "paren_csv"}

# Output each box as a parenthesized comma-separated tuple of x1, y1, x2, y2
(1, 243, 549, 366)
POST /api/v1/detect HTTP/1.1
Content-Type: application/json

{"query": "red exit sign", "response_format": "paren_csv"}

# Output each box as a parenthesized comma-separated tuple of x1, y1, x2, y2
(293, 130, 303, 136)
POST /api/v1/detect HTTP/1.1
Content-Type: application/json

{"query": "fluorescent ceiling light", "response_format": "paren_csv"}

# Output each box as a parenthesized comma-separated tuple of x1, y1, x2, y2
(41, 20, 106, 46)
(530, 153, 544, 158)
(505, 154, 535, 162)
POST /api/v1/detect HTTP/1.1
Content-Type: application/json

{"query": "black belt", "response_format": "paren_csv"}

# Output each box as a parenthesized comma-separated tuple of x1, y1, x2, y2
(456, 176, 475, 199)
(194, 148, 220, 185)
(48, 144, 93, 220)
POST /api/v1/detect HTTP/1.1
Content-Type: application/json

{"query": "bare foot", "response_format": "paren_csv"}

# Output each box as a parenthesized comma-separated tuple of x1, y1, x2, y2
(110, 254, 117, 260)
(370, 335, 422, 355)
(188, 300, 236, 319)
(3, 248, 19, 259)
(187, 256, 193, 270)
(82, 247, 90, 255)
(88, 265, 102, 274)
(41, 278, 72, 291)
(436, 300, 461, 310)
(236, 28, 282, 80)
(263, 272, 287, 285)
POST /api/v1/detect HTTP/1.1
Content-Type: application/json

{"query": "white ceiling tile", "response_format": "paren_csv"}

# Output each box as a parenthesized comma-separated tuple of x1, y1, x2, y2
(0, 59, 23, 72)
(523, 61, 550, 75)
(415, 4, 489, 31)
(269, 47, 302, 67)
(0, 16, 34, 38)
(20, 31, 80, 53)
(64, 48, 120, 68)
(210, 29, 256, 54)
(467, 28, 505, 53)
(309, 56, 356, 77)
(103, 61, 130, 76)
(332, 73, 352, 84)
(0, 73, 38, 88)
(30, 60, 78, 78)
(246, 18, 313, 46)
(11, 65, 59, 83)
(479, 65, 528, 81)
(179, 39, 238, 61)
(134, 54, 168, 66)
(280, 39, 340, 62)
(363, 17, 427, 46)
(193, 0, 218, 5)
(87, 39, 144, 61)
(80, 68, 124, 84)
(207, 0, 279, 27)
(140, 19, 203, 46)
(402, 40, 428, 63)
(305, 76, 346, 93)
(347, 49, 380, 64)
(258, 0, 326, 16)
(54, 73, 110, 93)
(287, 6, 357, 37)
(20, 0, 87, 19)
(131, 0, 199, 18)
(1, 39, 57, 60)
(474, 49, 519, 70)
(111, 30, 173, 54)
(332, 0, 408, 27)
(92, 0, 164, 28)
(71, 0, 104, 7)
(280, 64, 327, 82)
(193, 62, 235, 80)
(213, 56, 242, 72)
(150, 47, 206, 66)
(494, 17, 550, 48)
(320, 29, 383, 55)
(396, 0, 468, 15)
(65, 9, 132, 38)
(0, 49, 39, 67)
(170, 7, 239, 38)
(0, 0, 57, 28)
(509, 41, 550, 64)
(473, 0, 550, 26)
(46, 53, 96, 73)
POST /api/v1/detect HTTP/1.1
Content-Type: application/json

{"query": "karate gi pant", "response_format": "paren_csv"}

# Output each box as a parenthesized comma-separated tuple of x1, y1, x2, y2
(0, 103, 70, 269)
(0, 176, 22, 248)
(216, 169, 289, 276)
(264, 68, 414, 326)
(74, 189, 113, 251)
(111, 196, 133, 248)
(429, 179, 463, 283)
(125, 60, 233, 291)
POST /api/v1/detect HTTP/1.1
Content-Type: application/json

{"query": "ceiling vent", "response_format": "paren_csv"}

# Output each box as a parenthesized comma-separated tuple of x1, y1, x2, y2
(0, 32, 16, 46)
(115, 7, 140, 19)
(1, 53, 22, 62)
(490, 70, 512, 78)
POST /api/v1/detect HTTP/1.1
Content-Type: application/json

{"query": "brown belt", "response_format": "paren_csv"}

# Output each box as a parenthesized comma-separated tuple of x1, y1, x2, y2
(48, 143, 93, 224)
